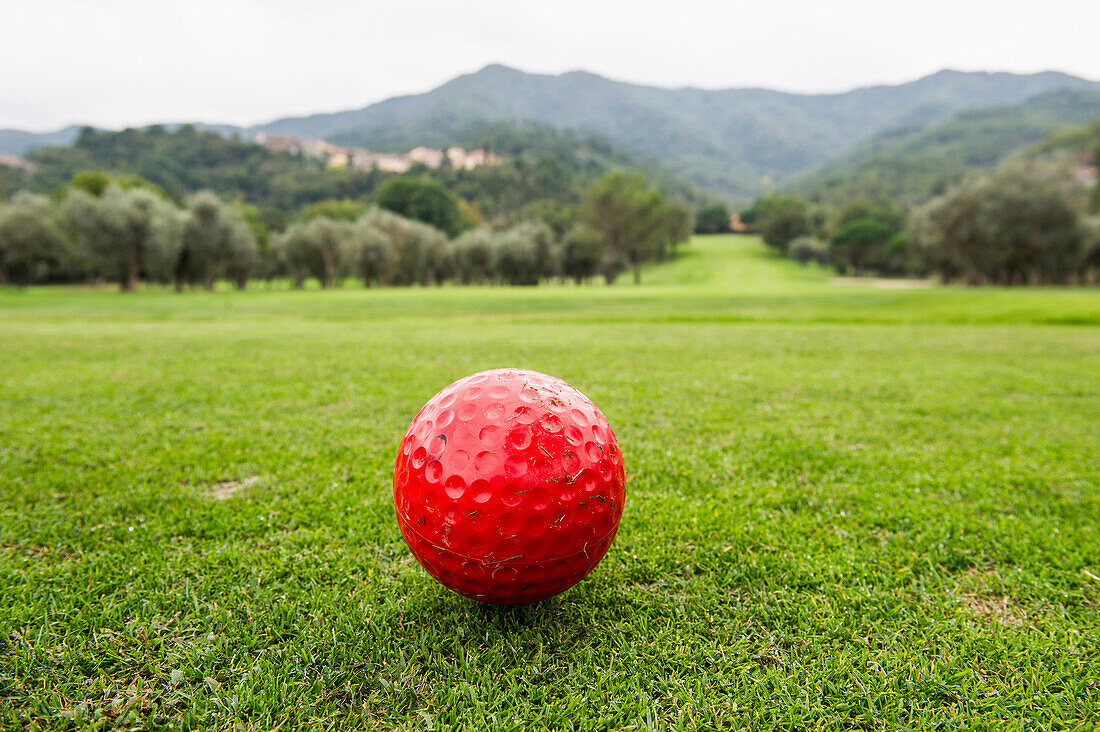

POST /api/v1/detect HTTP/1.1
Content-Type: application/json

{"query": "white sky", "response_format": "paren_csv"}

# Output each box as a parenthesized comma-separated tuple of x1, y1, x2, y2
(2, 0, 1099, 131)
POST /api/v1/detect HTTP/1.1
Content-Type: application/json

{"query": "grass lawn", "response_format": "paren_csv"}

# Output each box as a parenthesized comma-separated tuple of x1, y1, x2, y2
(1, 235, 1098, 730)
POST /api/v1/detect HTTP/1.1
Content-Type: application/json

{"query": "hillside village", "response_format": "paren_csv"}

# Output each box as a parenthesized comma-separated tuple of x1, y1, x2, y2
(255, 133, 502, 174)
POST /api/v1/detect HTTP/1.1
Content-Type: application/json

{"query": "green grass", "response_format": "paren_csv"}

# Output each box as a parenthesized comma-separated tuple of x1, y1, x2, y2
(1, 235, 1098, 730)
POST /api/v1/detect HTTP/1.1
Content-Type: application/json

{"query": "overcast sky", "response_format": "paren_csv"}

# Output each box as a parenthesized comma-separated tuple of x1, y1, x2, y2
(3, 0, 1099, 131)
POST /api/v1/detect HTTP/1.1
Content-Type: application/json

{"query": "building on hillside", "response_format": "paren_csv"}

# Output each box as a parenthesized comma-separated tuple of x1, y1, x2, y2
(373, 154, 412, 174)
(256, 133, 348, 166)
(254, 133, 301, 154)
(447, 147, 501, 170)
(729, 213, 750, 232)
(445, 147, 468, 170)
(0, 155, 37, 174)
(255, 133, 498, 175)
(463, 149, 489, 169)
(409, 146, 445, 168)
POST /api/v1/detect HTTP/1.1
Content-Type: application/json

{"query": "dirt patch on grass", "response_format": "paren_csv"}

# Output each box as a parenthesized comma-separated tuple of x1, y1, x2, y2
(206, 475, 261, 500)
(830, 276, 934, 289)
(960, 592, 1028, 627)
(953, 568, 1028, 627)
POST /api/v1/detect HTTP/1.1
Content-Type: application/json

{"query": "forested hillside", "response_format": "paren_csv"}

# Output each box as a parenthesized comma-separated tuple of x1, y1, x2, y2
(792, 88, 1100, 203)
(249, 65, 1099, 198)
(9, 123, 703, 221)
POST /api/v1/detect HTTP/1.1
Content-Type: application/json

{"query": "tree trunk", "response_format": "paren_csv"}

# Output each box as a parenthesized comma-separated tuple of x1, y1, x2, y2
(123, 251, 138, 292)
(235, 274, 248, 291)
(633, 262, 641, 285)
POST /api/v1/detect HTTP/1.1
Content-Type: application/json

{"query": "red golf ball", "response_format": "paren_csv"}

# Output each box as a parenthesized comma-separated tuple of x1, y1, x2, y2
(393, 368, 626, 604)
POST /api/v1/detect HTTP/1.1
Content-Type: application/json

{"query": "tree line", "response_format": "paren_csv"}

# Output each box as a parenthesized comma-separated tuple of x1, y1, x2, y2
(740, 159, 1100, 285)
(0, 170, 691, 289)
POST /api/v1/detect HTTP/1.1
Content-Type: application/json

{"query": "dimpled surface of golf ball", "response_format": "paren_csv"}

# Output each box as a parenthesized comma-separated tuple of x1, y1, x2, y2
(393, 368, 626, 604)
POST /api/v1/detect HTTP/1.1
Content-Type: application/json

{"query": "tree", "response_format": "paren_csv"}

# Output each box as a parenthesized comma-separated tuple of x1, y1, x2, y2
(272, 218, 350, 289)
(0, 193, 66, 286)
(695, 204, 731, 234)
(359, 208, 448, 285)
(297, 199, 369, 223)
(274, 225, 322, 288)
(308, 218, 351, 287)
(341, 221, 396, 287)
(560, 224, 603, 284)
(521, 200, 575, 238)
(659, 203, 693, 261)
(508, 220, 557, 279)
(63, 170, 167, 200)
(755, 195, 809, 252)
(451, 228, 496, 284)
(58, 184, 180, 291)
(233, 202, 273, 281)
(178, 191, 257, 291)
(1092, 139, 1100, 214)
(835, 197, 905, 231)
(494, 229, 541, 286)
(581, 172, 683, 284)
(1079, 216, 1100, 283)
(908, 163, 1084, 284)
(829, 218, 895, 275)
(376, 176, 465, 237)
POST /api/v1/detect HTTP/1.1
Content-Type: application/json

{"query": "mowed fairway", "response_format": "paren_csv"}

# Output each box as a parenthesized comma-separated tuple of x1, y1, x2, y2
(2, 235, 1098, 730)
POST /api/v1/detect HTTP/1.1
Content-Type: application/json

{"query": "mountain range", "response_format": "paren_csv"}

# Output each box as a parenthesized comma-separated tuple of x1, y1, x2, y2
(4, 65, 1099, 200)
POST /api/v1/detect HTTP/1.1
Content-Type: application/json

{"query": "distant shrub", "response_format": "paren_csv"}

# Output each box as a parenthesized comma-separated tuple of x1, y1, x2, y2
(788, 236, 830, 265)
(695, 204, 731, 234)
(755, 195, 809, 252)
(829, 218, 895, 275)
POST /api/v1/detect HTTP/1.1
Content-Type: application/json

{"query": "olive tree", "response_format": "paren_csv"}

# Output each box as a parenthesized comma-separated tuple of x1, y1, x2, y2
(341, 220, 396, 287)
(58, 185, 180, 291)
(274, 224, 322, 288)
(178, 192, 257, 290)
(0, 193, 67, 286)
(450, 228, 496, 284)
(493, 228, 541, 286)
(360, 209, 447, 286)
(511, 220, 558, 279)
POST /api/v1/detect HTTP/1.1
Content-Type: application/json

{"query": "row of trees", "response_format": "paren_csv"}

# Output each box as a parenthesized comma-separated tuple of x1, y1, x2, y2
(0, 171, 691, 289)
(742, 161, 1100, 284)
(277, 215, 553, 288)
(272, 172, 690, 288)
(0, 186, 255, 290)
